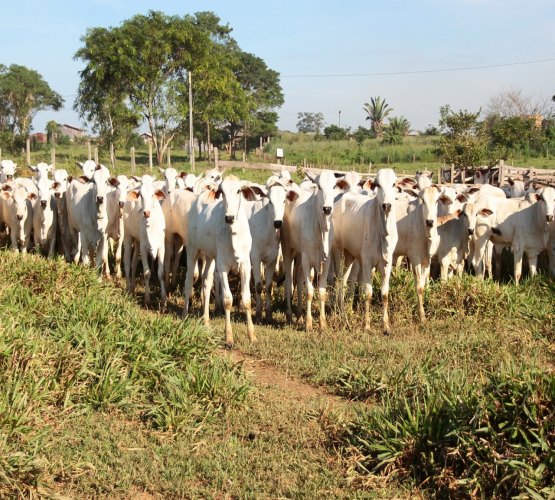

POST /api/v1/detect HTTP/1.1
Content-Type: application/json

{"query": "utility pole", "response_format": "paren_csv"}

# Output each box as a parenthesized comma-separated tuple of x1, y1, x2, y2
(188, 70, 195, 173)
(338, 110, 341, 127)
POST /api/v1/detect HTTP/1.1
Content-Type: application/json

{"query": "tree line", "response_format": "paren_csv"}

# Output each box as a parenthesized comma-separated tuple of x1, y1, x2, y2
(296, 92, 555, 167)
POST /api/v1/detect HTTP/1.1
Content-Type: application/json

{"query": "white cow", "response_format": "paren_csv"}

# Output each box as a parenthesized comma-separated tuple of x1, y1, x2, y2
(332, 168, 399, 334)
(471, 187, 555, 284)
(182, 175, 260, 348)
(0, 184, 36, 253)
(33, 178, 58, 257)
(106, 175, 132, 278)
(51, 170, 74, 262)
(244, 174, 299, 322)
(123, 175, 167, 306)
(282, 170, 349, 331)
(66, 164, 111, 276)
(394, 185, 446, 323)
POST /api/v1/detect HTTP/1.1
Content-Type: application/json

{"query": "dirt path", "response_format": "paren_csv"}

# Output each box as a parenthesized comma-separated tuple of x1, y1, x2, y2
(219, 347, 350, 406)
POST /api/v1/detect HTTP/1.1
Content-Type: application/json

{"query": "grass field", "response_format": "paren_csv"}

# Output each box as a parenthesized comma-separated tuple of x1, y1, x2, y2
(1, 248, 553, 497)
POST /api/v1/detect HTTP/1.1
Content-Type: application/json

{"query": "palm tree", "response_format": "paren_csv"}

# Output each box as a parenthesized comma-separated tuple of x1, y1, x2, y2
(363, 96, 393, 137)
(382, 116, 411, 145)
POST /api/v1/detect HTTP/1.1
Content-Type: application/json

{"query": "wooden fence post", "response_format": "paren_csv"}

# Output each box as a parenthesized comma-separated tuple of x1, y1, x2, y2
(51, 147, 56, 168)
(148, 142, 153, 171)
(131, 146, 136, 174)
(167, 147, 171, 167)
(450, 164, 455, 184)
(368, 162, 372, 174)
(26, 137, 31, 166)
(87, 141, 92, 160)
(214, 147, 219, 170)
(94, 146, 98, 164)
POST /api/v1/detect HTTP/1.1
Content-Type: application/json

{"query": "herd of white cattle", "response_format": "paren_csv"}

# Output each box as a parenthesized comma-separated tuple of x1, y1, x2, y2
(1, 158, 554, 348)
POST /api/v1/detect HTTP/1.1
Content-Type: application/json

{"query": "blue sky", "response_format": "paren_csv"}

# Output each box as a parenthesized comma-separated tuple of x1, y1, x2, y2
(1, 0, 554, 134)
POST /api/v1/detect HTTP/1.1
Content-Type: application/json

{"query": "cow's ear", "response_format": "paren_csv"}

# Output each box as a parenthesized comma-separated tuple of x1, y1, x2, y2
(67, 175, 74, 183)
(467, 187, 480, 195)
(77, 176, 89, 184)
(179, 171, 187, 178)
(286, 190, 299, 202)
(95, 164, 102, 171)
(335, 179, 350, 191)
(333, 172, 346, 178)
(158, 167, 165, 174)
(29, 165, 37, 172)
(154, 189, 166, 201)
(240, 186, 259, 201)
(534, 193, 541, 202)
(478, 208, 493, 217)
(248, 185, 267, 198)
(362, 179, 374, 191)
(404, 189, 418, 198)
(108, 177, 120, 187)
(28, 192, 38, 201)
(508, 177, 515, 186)
(439, 194, 453, 205)
(76, 161, 83, 169)
(207, 188, 220, 202)
(432, 184, 441, 192)
(1, 191, 11, 200)
(127, 190, 139, 201)
(456, 193, 468, 203)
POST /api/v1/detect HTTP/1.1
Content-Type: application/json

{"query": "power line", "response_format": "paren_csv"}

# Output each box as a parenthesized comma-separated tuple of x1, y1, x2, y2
(280, 57, 555, 78)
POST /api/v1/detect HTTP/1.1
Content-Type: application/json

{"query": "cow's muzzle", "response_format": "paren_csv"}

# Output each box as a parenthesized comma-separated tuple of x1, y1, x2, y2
(468, 228, 474, 235)
(382, 203, 391, 213)
(143, 211, 151, 219)
(425, 219, 434, 228)
(273, 220, 283, 229)
(547, 214, 554, 222)
(225, 215, 235, 225)
(40, 200, 47, 209)
(96, 196, 104, 205)
(16, 215, 23, 221)
(322, 206, 332, 216)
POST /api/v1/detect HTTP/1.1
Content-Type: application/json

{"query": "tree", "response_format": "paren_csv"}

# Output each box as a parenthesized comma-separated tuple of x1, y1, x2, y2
(352, 125, 374, 145)
(75, 11, 212, 165)
(0, 64, 63, 150)
(485, 88, 549, 118)
(437, 105, 490, 168)
(323, 124, 349, 140)
(228, 51, 283, 158)
(296, 112, 325, 134)
(45, 120, 59, 145)
(363, 96, 393, 137)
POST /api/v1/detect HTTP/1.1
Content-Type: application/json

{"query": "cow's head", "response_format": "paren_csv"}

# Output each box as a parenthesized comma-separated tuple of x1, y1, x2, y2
(305, 170, 350, 219)
(535, 187, 555, 223)
(265, 175, 298, 229)
(159, 167, 179, 194)
(1, 159, 16, 182)
(213, 176, 263, 229)
(128, 175, 166, 226)
(53, 169, 69, 198)
(371, 168, 398, 217)
(418, 185, 442, 232)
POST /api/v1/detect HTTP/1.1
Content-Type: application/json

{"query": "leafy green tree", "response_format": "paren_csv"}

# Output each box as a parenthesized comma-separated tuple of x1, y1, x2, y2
(485, 115, 542, 157)
(352, 125, 374, 145)
(0, 64, 63, 150)
(437, 105, 490, 168)
(228, 51, 283, 158)
(296, 112, 325, 134)
(75, 11, 211, 165)
(323, 124, 349, 140)
(363, 96, 393, 137)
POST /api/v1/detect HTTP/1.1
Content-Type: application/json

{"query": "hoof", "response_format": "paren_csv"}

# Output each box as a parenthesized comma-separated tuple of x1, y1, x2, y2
(224, 342, 234, 350)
